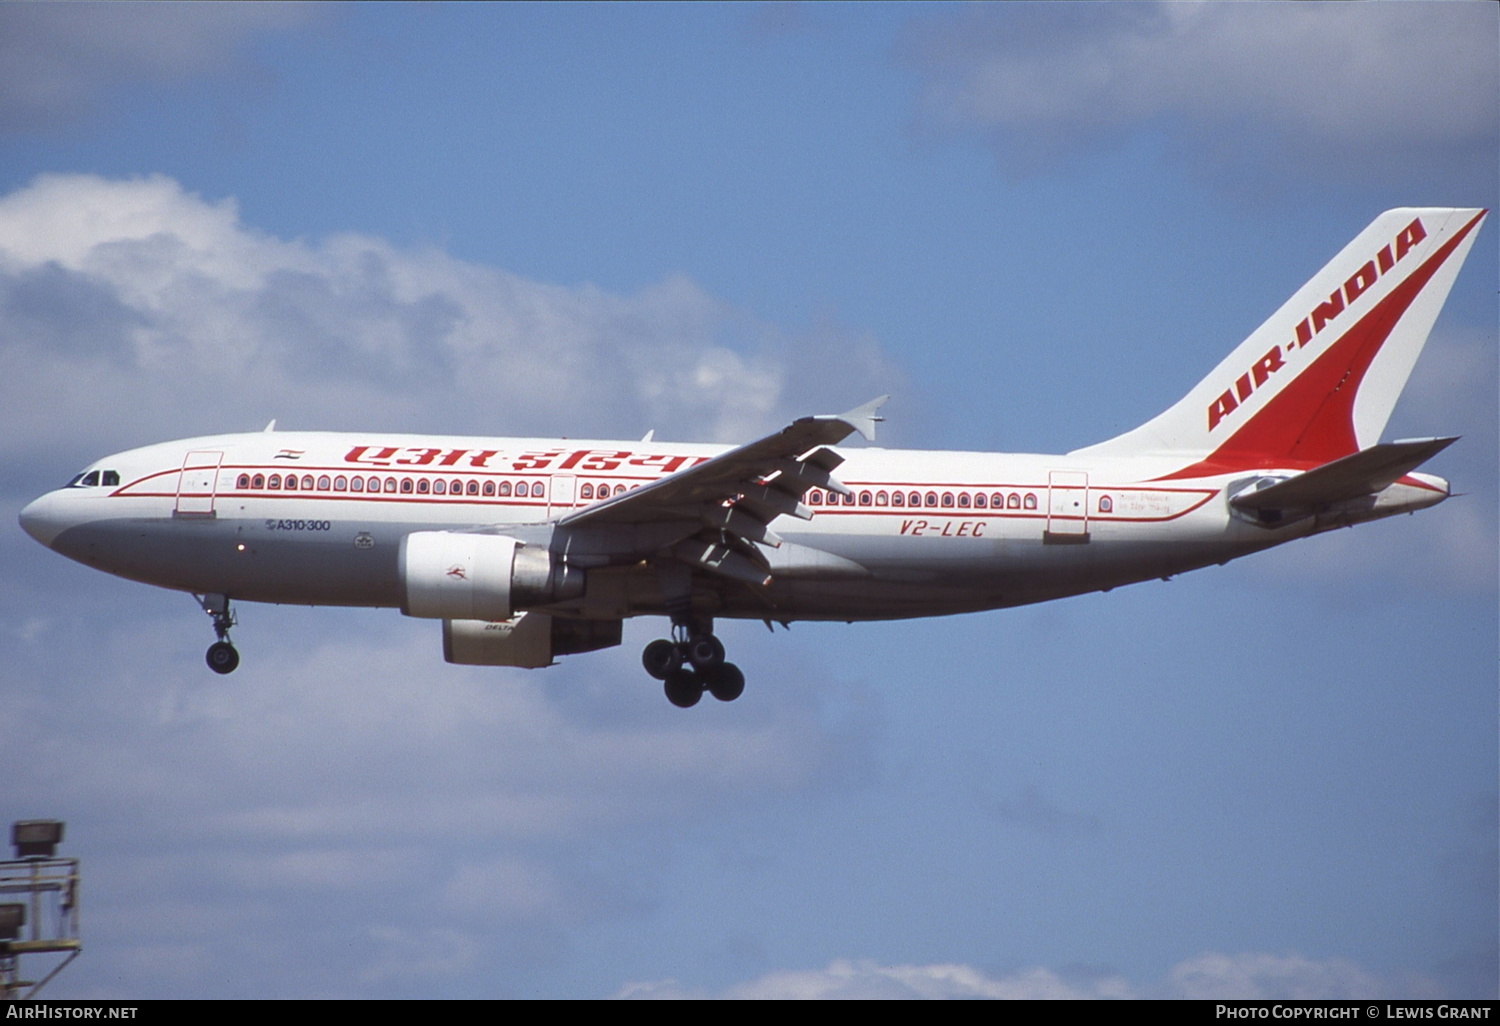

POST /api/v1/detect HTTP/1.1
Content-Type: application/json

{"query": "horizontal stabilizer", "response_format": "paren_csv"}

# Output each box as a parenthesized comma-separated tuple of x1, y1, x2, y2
(1231, 437, 1457, 511)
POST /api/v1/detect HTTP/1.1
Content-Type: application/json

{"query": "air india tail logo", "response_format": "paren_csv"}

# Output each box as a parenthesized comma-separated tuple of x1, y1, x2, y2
(446, 565, 467, 580)
(1207, 218, 1428, 432)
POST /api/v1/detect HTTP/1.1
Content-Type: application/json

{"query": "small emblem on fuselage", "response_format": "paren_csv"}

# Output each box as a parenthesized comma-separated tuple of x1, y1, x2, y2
(446, 564, 467, 580)
(353, 532, 374, 550)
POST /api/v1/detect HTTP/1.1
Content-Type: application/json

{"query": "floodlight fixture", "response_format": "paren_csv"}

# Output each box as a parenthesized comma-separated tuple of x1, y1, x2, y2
(0, 903, 22, 941)
(11, 820, 64, 859)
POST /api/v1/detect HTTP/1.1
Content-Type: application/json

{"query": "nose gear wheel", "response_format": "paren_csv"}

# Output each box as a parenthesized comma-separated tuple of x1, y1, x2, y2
(197, 593, 241, 675)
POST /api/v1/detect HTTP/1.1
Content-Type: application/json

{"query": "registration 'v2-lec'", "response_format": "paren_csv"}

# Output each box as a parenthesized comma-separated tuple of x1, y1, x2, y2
(20, 208, 1488, 707)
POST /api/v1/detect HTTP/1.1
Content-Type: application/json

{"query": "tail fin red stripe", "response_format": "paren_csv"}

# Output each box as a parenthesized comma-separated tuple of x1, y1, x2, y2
(1159, 209, 1485, 480)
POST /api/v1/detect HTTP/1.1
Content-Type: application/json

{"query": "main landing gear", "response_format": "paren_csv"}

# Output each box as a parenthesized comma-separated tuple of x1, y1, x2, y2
(641, 623, 745, 708)
(198, 593, 240, 675)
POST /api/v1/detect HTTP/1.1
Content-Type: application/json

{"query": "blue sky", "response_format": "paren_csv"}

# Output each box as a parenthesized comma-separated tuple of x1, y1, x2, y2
(0, 2, 1495, 999)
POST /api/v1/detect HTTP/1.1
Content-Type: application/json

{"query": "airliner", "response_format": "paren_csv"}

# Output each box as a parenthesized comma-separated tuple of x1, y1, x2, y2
(19, 208, 1487, 707)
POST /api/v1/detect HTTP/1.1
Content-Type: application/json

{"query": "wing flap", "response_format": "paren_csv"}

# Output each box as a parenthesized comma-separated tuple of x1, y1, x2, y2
(559, 395, 886, 529)
(554, 397, 889, 585)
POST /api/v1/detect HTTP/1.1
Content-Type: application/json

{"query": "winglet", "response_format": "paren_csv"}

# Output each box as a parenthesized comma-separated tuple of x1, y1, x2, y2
(824, 395, 889, 442)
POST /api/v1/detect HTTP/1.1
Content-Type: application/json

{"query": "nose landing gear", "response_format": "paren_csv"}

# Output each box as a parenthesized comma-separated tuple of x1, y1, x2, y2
(642, 621, 744, 707)
(197, 593, 240, 675)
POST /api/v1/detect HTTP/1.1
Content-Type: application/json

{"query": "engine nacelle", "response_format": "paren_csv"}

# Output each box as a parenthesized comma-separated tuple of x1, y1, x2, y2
(400, 531, 585, 621)
(443, 613, 623, 668)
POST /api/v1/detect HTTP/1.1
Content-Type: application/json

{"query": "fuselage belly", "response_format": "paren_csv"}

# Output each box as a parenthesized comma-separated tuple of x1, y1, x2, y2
(31, 433, 1292, 621)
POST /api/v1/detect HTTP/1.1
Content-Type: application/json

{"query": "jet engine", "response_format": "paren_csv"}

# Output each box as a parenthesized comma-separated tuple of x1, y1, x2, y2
(443, 613, 623, 668)
(400, 531, 585, 621)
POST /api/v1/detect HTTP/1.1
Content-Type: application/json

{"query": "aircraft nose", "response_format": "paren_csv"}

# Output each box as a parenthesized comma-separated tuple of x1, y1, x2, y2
(19, 492, 67, 549)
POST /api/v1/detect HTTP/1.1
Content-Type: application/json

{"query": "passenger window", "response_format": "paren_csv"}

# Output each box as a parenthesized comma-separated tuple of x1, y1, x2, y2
(285, 475, 298, 491)
(498, 481, 511, 497)
(382, 477, 395, 494)
(334, 476, 347, 491)
(875, 491, 888, 506)
(1024, 493, 1037, 510)
(468, 480, 481, 496)
(303, 476, 316, 491)
(399, 478, 413, 494)
(416, 478, 429, 494)
(1007, 493, 1020, 509)
(891, 491, 904, 507)
(1098, 495, 1113, 513)
(483, 481, 495, 497)
(237, 474, 251, 489)
(909, 491, 922, 507)
(845, 492, 857, 506)
(617, 485, 629, 495)
(859, 491, 872, 506)
(941, 492, 955, 508)
(252, 474, 265, 489)
(350, 476, 364, 492)
(958, 493, 970, 508)
(433, 479, 446, 495)
(808, 490, 822, 505)
(318, 475, 331, 491)
(925, 492, 938, 508)
(974, 493, 986, 508)
(580, 483, 594, 499)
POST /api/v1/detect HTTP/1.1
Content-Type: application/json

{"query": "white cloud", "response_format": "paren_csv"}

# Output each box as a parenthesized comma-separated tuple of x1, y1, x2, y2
(0, 608, 876, 996)
(902, 2, 1498, 185)
(0, 173, 897, 476)
(619, 958, 1132, 999)
(618, 951, 1443, 999)
(1166, 951, 1439, 1001)
(0, 168, 902, 996)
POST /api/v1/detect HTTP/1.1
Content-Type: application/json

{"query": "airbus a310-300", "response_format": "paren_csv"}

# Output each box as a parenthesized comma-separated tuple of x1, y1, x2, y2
(19, 208, 1487, 707)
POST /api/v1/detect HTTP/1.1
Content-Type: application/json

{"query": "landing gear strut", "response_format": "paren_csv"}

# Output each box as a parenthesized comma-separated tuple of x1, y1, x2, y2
(198, 593, 240, 675)
(642, 619, 744, 708)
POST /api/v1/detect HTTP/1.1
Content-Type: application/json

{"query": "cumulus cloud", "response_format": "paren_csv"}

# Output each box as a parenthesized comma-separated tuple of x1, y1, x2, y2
(0, 173, 896, 477)
(0, 605, 875, 997)
(0, 169, 901, 996)
(619, 951, 1442, 999)
(619, 958, 1132, 999)
(902, 2, 1498, 188)
(0, 4, 315, 133)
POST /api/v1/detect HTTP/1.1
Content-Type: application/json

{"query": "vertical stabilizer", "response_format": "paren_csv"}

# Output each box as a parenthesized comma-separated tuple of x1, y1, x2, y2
(1072, 209, 1487, 473)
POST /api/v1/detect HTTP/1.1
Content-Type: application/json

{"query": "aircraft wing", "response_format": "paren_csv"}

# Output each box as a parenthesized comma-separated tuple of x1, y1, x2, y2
(1230, 437, 1457, 512)
(555, 396, 888, 586)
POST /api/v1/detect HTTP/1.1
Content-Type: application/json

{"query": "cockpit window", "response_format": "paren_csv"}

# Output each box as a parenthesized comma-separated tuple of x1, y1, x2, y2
(101, 470, 120, 487)
(80, 471, 100, 487)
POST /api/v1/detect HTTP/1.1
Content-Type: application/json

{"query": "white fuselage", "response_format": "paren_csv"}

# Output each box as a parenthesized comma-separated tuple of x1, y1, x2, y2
(23, 429, 1440, 626)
